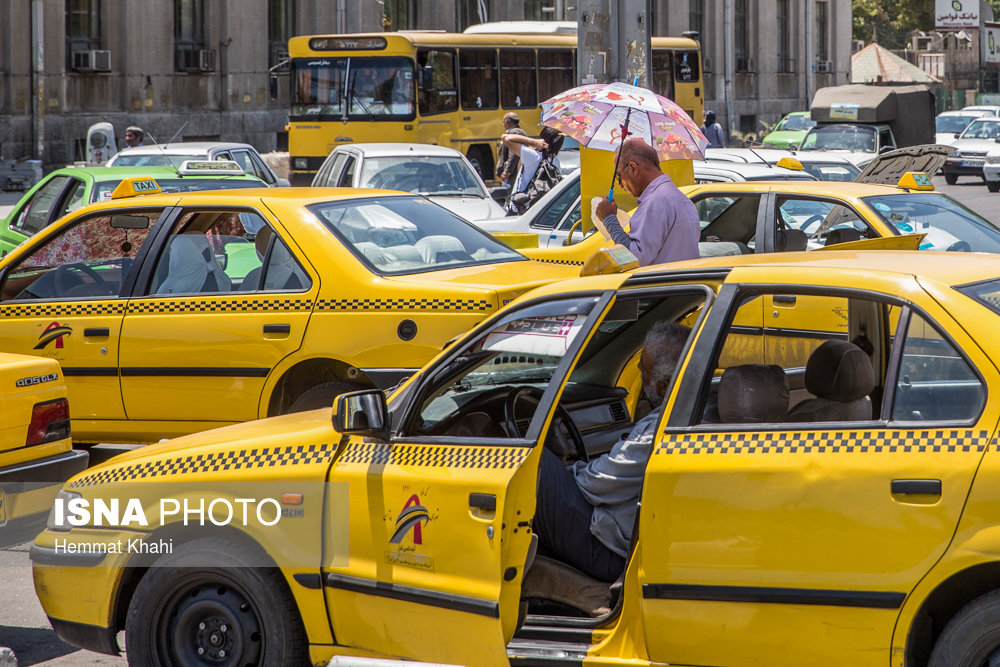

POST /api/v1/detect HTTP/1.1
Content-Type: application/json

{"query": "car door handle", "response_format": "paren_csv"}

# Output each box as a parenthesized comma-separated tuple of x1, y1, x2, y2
(772, 295, 797, 305)
(469, 493, 496, 512)
(84, 328, 110, 337)
(263, 324, 291, 334)
(891, 479, 942, 496)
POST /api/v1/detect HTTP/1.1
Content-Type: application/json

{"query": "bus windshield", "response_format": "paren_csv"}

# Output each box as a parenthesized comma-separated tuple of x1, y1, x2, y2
(292, 56, 415, 120)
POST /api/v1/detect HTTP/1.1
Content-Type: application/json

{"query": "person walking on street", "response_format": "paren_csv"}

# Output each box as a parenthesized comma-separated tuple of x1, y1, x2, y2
(124, 126, 144, 148)
(502, 126, 564, 215)
(496, 112, 527, 185)
(595, 138, 700, 266)
(701, 111, 725, 148)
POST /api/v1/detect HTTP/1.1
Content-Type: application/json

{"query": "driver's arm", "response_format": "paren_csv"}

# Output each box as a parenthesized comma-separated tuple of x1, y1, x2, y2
(569, 408, 661, 503)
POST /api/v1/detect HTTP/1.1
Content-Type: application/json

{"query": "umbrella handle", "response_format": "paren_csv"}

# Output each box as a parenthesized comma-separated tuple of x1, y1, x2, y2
(607, 187, 615, 202)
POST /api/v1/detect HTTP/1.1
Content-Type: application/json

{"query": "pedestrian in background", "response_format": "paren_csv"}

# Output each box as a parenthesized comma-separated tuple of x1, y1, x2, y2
(701, 111, 725, 148)
(595, 138, 700, 266)
(496, 112, 527, 185)
(124, 126, 144, 148)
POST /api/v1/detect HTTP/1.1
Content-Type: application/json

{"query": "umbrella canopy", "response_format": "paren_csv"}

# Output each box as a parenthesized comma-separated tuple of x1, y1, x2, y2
(540, 82, 708, 161)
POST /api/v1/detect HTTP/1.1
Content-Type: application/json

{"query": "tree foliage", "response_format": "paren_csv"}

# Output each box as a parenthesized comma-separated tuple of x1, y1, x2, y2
(853, 0, 1000, 50)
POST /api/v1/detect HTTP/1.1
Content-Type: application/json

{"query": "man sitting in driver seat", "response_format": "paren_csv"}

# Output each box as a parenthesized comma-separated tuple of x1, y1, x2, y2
(533, 321, 691, 582)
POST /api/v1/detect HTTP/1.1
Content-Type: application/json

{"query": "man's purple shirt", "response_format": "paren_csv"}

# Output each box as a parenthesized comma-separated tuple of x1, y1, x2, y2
(604, 173, 700, 266)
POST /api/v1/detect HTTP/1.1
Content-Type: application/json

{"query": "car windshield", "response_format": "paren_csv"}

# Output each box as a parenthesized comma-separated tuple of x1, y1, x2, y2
(800, 125, 877, 152)
(309, 195, 522, 275)
(863, 193, 1000, 252)
(936, 115, 981, 134)
(959, 120, 1000, 139)
(801, 163, 860, 181)
(359, 156, 487, 197)
(776, 114, 816, 132)
(290, 55, 415, 120)
(110, 154, 199, 168)
(90, 177, 260, 202)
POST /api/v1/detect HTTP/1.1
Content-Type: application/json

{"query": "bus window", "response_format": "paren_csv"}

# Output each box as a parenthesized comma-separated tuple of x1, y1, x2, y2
(499, 49, 537, 109)
(417, 48, 458, 115)
(292, 57, 348, 118)
(459, 49, 499, 110)
(674, 50, 700, 82)
(651, 51, 674, 101)
(538, 49, 575, 101)
(348, 57, 415, 118)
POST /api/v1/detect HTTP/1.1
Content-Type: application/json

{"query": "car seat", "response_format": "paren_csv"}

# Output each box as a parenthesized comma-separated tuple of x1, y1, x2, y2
(716, 364, 789, 423)
(415, 235, 470, 263)
(825, 227, 861, 246)
(787, 339, 874, 422)
(775, 227, 808, 252)
(155, 234, 232, 295)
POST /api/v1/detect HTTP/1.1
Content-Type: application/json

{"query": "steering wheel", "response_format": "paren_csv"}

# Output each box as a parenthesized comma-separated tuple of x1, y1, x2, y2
(947, 240, 972, 252)
(799, 214, 826, 235)
(504, 386, 587, 462)
(53, 262, 112, 297)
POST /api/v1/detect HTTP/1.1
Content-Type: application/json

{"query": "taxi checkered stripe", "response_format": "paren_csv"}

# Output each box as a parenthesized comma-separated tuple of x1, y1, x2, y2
(315, 298, 491, 312)
(0, 303, 127, 317)
(127, 298, 313, 314)
(657, 429, 992, 455)
(338, 442, 529, 468)
(531, 258, 584, 266)
(68, 444, 333, 488)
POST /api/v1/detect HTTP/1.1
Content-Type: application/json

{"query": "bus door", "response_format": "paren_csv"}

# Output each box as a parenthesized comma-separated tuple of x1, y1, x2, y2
(416, 48, 458, 146)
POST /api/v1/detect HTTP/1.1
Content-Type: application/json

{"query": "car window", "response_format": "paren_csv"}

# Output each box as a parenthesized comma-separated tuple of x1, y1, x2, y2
(246, 152, 276, 185)
(337, 156, 357, 187)
(318, 153, 348, 187)
(892, 312, 984, 423)
(530, 183, 579, 230)
(863, 193, 1000, 252)
(1, 210, 160, 301)
(14, 176, 71, 234)
(235, 220, 311, 292)
(803, 163, 859, 181)
(694, 194, 761, 252)
(228, 151, 256, 177)
(148, 210, 272, 295)
(359, 156, 487, 197)
(776, 197, 876, 249)
(960, 120, 1000, 139)
(60, 178, 88, 218)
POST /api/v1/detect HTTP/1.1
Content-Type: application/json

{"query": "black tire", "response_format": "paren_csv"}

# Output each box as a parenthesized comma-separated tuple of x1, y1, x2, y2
(989, 181, 1000, 193)
(467, 146, 493, 182)
(945, 173, 958, 185)
(928, 590, 1000, 667)
(125, 536, 308, 667)
(287, 380, 365, 413)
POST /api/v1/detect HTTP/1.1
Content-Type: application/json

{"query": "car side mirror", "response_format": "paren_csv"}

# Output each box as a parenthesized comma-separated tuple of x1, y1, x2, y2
(334, 389, 390, 441)
(879, 146, 892, 154)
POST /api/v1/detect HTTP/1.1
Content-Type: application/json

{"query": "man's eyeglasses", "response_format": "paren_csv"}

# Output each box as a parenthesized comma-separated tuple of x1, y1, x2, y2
(615, 161, 634, 188)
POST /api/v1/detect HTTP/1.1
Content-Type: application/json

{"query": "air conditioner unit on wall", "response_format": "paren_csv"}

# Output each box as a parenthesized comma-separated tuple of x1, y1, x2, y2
(177, 48, 216, 73)
(816, 60, 832, 73)
(72, 49, 111, 72)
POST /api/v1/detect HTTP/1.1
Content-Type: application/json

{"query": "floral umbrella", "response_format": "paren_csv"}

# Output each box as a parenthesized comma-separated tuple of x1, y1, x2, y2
(540, 81, 708, 161)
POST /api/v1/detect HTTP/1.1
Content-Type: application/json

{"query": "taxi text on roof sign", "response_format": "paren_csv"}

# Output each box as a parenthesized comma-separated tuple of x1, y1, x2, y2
(177, 159, 244, 175)
(110, 177, 161, 199)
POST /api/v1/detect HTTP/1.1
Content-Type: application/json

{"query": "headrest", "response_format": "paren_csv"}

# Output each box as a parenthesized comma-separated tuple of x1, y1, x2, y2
(717, 364, 789, 423)
(255, 225, 274, 258)
(776, 227, 807, 252)
(804, 340, 874, 402)
(825, 227, 861, 246)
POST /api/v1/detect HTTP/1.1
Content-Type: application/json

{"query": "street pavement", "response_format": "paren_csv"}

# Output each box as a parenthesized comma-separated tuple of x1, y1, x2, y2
(0, 171, 998, 666)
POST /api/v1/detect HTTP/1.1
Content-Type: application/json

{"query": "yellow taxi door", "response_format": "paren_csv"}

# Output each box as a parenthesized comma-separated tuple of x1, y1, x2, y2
(638, 278, 998, 665)
(118, 207, 315, 431)
(0, 208, 164, 434)
(323, 294, 608, 665)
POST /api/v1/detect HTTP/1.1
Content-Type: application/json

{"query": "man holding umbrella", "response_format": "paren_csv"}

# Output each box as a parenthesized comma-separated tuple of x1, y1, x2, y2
(595, 138, 700, 266)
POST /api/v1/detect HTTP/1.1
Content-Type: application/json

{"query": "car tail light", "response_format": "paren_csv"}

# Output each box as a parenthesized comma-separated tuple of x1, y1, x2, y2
(27, 398, 71, 446)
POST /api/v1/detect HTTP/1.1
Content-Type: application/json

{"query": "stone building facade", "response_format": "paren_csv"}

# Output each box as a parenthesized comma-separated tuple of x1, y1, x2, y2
(0, 0, 850, 168)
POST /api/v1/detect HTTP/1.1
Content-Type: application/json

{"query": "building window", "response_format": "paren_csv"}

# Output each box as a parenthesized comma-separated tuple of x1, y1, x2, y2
(525, 0, 560, 21)
(689, 0, 703, 36)
(459, 0, 489, 31)
(383, 0, 416, 31)
(66, 0, 101, 69)
(777, 0, 790, 73)
(735, 0, 749, 72)
(815, 1, 829, 62)
(268, 0, 294, 68)
(175, 0, 210, 72)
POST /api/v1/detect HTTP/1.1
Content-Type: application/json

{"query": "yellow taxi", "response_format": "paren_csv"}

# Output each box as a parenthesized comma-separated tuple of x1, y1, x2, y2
(0, 182, 577, 445)
(0, 352, 87, 547)
(523, 172, 994, 265)
(31, 249, 1000, 666)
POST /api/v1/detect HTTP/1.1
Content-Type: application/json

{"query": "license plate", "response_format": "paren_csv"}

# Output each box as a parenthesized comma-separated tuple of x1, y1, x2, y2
(962, 160, 985, 168)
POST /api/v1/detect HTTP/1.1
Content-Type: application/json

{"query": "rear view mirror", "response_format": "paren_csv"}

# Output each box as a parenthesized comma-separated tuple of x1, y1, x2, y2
(110, 215, 150, 230)
(334, 389, 389, 441)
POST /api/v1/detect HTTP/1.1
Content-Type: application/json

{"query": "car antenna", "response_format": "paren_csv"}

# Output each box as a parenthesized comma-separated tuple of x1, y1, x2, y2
(147, 121, 189, 176)
(745, 143, 772, 168)
(162, 121, 189, 148)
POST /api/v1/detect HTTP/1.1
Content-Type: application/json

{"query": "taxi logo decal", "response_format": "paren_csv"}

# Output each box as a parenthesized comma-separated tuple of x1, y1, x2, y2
(390, 494, 430, 544)
(337, 442, 530, 469)
(34, 322, 72, 350)
(657, 429, 991, 455)
(316, 297, 491, 312)
(531, 257, 584, 267)
(0, 303, 126, 318)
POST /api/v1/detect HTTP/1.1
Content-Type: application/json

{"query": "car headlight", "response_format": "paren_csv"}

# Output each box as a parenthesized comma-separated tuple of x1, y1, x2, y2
(46, 489, 82, 532)
(292, 157, 308, 170)
(988, 156, 1000, 164)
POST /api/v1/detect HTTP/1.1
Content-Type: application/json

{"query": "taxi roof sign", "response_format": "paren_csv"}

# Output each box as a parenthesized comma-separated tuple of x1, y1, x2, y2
(580, 244, 639, 277)
(775, 156, 804, 171)
(110, 177, 162, 199)
(177, 159, 245, 175)
(897, 171, 935, 191)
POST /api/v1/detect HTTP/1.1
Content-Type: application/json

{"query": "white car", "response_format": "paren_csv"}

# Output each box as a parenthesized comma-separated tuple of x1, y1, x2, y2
(980, 149, 1000, 192)
(936, 110, 992, 145)
(962, 105, 1000, 116)
(942, 117, 1000, 184)
(705, 147, 861, 181)
(478, 163, 817, 249)
(108, 141, 289, 187)
(311, 143, 505, 222)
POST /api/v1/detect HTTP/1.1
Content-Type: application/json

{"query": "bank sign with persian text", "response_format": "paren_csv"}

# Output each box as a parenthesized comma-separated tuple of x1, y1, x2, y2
(936, 0, 980, 30)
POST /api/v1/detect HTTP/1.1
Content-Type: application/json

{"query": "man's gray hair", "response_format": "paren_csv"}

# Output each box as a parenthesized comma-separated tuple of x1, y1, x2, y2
(643, 321, 691, 390)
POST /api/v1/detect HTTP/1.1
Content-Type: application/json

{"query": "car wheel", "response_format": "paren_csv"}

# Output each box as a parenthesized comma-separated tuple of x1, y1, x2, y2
(288, 380, 366, 413)
(945, 173, 958, 185)
(467, 146, 493, 181)
(125, 536, 308, 667)
(989, 181, 1000, 193)
(928, 590, 1000, 667)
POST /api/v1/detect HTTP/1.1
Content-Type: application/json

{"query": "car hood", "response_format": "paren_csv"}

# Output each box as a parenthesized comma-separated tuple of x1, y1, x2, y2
(855, 144, 954, 184)
(762, 130, 807, 147)
(428, 195, 506, 222)
(950, 138, 1000, 154)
